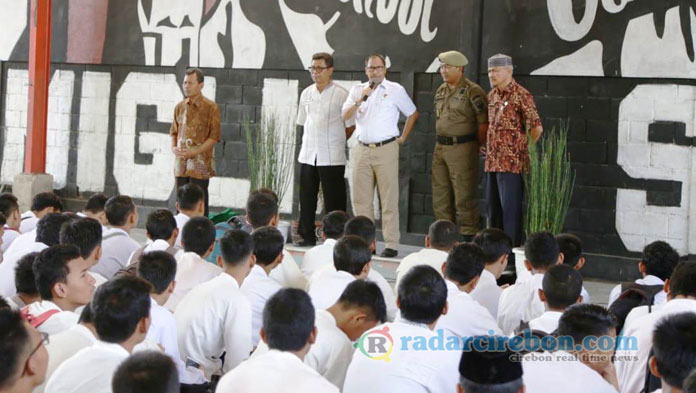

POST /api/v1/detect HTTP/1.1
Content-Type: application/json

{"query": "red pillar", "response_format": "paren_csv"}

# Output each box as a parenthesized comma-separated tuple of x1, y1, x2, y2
(24, 0, 52, 173)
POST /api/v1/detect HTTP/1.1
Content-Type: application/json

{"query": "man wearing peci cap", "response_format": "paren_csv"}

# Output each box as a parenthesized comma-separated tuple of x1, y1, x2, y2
(432, 51, 489, 242)
(484, 54, 542, 247)
(458, 344, 524, 393)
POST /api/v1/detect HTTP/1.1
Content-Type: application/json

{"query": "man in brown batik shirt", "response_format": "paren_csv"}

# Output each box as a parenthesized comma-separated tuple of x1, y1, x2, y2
(484, 54, 542, 247)
(170, 67, 220, 217)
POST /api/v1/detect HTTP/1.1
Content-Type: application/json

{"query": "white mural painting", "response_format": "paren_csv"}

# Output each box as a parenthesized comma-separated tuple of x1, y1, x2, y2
(0, 0, 27, 61)
(76, 72, 111, 192)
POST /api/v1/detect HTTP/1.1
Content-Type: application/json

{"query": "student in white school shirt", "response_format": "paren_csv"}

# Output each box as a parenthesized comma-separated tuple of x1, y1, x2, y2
(173, 183, 205, 248)
(646, 313, 696, 393)
(8, 253, 41, 309)
(19, 192, 64, 234)
(0, 307, 49, 393)
(300, 210, 350, 278)
(253, 280, 387, 389)
(0, 193, 22, 252)
(556, 233, 592, 304)
(163, 216, 221, 311)
(126, 209, 182, 266)
(77, 193, 109, 226)
(527, 264, 583, 334)
(616, 262, 696, 393)
(394, 220, 458, 292)
(24, 245, 95, 336)
(45, 276, 152, 393)
(470, 228, 512, 320)
(112, 351, 180, 393)
(436, 243, 502, 338)
(607, 240, 679, 308)
(343, 265, 460, 393)
(522, 304, 620, 393)
(96, 196, 140, 279)
(174, 229, 255, 383)
(59, 217, 109, 287)
(497, 232, 561, 335)
(217, 289, 338, 393)
(241, 226, 284, 347)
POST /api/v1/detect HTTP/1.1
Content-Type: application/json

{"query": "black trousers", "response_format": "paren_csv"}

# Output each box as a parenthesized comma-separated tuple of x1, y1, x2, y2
(486, 172, 523, 247)
(298, 163, 347, 241)
(176, 177, 210, 217)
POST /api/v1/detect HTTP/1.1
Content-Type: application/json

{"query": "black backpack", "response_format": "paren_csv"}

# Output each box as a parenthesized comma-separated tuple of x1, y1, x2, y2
(608, 283, 663, 334)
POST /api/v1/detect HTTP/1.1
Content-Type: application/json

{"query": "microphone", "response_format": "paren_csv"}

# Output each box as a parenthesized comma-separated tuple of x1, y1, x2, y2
(361, 79, 376, 102)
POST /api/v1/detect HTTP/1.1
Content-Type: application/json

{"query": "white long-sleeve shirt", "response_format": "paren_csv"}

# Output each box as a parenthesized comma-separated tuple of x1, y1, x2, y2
(269, 250, 307, 289)
(469, 269, 503, 319)
(522, 350, 618, 393)
(164, 251, 221, 312)
(241, 264, 282, 347)
(45, 341, 130, 393)
(20, 210, 39, 233)
(95, 228, 140, 279)
(394, 248, 448, 293)
(34, 324, 97, 393)
(497, 273, 545, 335)
(23, 300, 79, 336)
(0, 240, 47, 297)
(436, 279, 502, 338)
(300, 239, 337, 278)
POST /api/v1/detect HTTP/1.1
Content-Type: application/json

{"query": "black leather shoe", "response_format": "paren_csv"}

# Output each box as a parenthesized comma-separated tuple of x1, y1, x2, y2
(380, 248, 398, 258)
(295, 239, 316, 247)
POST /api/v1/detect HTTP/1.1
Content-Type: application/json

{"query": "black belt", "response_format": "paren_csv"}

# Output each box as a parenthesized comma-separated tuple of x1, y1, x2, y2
(436, 134, 476, 145)
(359, 137, 397, 148)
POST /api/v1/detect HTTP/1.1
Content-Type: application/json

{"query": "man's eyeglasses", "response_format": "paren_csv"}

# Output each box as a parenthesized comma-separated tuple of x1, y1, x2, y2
(365, 66, 385, 71)
(21, 332, 49, 376)
(308, 66, 329, 72)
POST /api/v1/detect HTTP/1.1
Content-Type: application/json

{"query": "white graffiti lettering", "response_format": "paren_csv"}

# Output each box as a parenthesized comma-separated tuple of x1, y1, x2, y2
(341, 0, 438, 42)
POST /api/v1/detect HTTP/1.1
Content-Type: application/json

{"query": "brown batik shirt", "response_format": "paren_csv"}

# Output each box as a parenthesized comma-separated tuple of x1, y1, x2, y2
(170, 94, 221, 179)
(485, 79, 541, 174)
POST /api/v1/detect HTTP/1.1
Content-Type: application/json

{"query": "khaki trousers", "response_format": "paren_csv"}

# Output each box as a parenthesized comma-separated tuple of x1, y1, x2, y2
(431, 142, 479, 235)
(351, 141, 400, 249)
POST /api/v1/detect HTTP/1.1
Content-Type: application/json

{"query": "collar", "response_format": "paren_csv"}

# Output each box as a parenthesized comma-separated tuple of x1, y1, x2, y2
(394, 317, 431, 331)
(639, 275, 665, 285)
(265, 349, 305, 365)
(418, 248, 449, 257)
(494, 78, 517, 95)
(181, 251, 207, 264)
(480, 269, 496, 283)
(322, 238, 337, 247)
(105, 227, 129, 236)
(446, 279, 473, 299)
(145, 239, 171, 252)
(3, 225, 19, 232)
(185, 94, 204, 108)
(73, 324, 98, 342)
(93, 340, 131, 357)
(37, 300, 63, 312)
(313, 81, 334, 94)
(176, 212, 190, 220)
(250, 264, 269, 277)
(218, 272, 241, 289)
(541, 311, 563, 319)
(22, 211, 37, 219)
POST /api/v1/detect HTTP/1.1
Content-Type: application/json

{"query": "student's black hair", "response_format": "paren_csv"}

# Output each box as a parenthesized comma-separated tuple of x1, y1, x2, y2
(343, 216, 376, 244)
(557, 304, 617, 345)
(91, 276, 151, 343)
(262, 288, 315, 351)
(181, 216, 216, 256)
(33, 245, 83, 300)
(322, 211, 350, 239)
(59, 217, 102, 259)
(176, 184, 204, 211)
(145, 209, 177, 241)
(337, 280, 387, 323)
(542, 264, 583, 309)
(652, 313, 696, 389)
(0, 309, 31, 390)
(556, 233, 583, 267)
(445, 243, 485, 286)
(219, 229, 255, 267)
(84, 193, 109, 214)
(137, 251, 177, 294)
(642, 240, 679, 281)
(524, 231, 560, 269)
(397, 265, 447, 325)
(0, 193, 19, 218)
(246, 190, 278, 228)
(333, 235, 371, 275)
(31, 192, 64, 212)
(14, 252, 39, 296)
(36, 213, 74, 246)
(428, 220, 458, 250)
(473, 228, 513, 265)
(252, 226, 284, 266)
(669, 262, 696, 298)
(112, 351, 179, 393)
(104, 195, 136, 227)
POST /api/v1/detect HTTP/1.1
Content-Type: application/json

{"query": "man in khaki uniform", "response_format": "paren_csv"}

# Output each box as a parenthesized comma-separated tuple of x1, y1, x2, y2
(432, 51, 488, 241)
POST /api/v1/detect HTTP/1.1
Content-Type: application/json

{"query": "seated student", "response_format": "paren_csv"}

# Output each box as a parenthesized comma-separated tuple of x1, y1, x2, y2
(527, 264, 583, 334)
(470, 228, 512, 319)
(20, 192, 64, 234)
(78, 193, 109, 226)
(216, 288, 339, 393)
(394, 220, 458, 291)
(522, 304, 619, 393)
(9, 253, 41, 309)
(0, 193, 22, 252)
(247, 189, 307, 289)
(34, 306, 97, 393)
(497, 232, 561, 335)
(616, 262, 696, 393)
(96, 196, 141, 279)
(45, 276, 151, 393)
(556, 233, 591, 303)
(127, 209, 182, 265)
(112, 351, 180, 393)
(458, 345, 524, 393)
(24, 245, 95, 335)
(647, 313, 696, 393)
(608, 240, 679, 308)
(343, 265, 460, 393)
(253, 280, 387, 388)
(163, 216, 221, 311)
(174, 184, 205, 247)
(0, 213, 73, 297)
(0, 308, 49, 393)
(436, 243, 502, 338)
(175, 230, 255, 383)
(300, 210, 350, 278)
(241, 226, 285, 347)
(59, 217, 108, 286)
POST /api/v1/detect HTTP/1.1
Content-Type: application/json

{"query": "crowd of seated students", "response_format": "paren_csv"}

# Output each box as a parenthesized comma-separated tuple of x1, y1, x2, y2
(0, 187, 695, 393)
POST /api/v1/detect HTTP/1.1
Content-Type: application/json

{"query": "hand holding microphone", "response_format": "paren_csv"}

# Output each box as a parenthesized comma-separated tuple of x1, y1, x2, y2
(360, 79, 377, 102)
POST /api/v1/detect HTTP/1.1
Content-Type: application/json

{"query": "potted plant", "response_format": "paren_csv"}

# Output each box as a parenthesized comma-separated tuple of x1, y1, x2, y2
(512, 121, 576, 280)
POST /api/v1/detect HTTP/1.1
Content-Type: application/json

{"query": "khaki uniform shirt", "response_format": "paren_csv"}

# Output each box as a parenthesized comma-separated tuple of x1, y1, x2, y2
(170, 94, 221, 179)
(434, 77, 487, 137)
